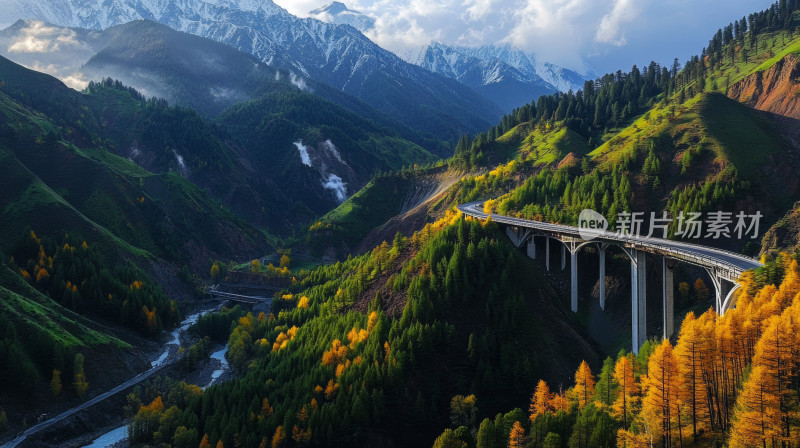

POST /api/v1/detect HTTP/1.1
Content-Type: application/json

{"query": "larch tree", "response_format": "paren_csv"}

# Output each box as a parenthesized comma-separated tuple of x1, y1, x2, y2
(572, 361, 596, 410)
(271, 425, 285, 448)
(615, 428, 651, 448)
(728, 365, 776, 448)
(507, 421, 527, 448)
(529, 380, 553, 420)
(674, 312, 710, 440)
(641, 339, 684, 447)
(529, 380, 553, 444)
(693, 278, 710, 302)
(749, 311, 798, 445)
(612, 353, 638, 428)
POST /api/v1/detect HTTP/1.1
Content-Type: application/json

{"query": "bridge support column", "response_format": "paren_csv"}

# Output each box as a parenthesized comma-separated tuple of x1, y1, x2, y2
(720, 282, 741, 314)
(527, 236, 536, 259)
(631, 249, 647, 354)
(571, 250, 578, 312)
(545, 237, 550, 271)
(561, 244, 566, 270)
(598, 244, 607, 311)
(706, 271, 734, 315)
(662, 257, 674, 339)
(505, 226, 531, 248)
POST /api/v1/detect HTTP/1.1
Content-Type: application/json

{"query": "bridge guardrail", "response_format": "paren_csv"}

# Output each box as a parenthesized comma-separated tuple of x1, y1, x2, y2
(457, 202, 761, 278)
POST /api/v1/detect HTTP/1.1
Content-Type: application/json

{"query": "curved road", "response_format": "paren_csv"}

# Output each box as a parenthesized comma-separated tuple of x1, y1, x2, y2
(1, 362, 171, 448)
(457, 201, 762, 277)
(0, 308, 220, 448)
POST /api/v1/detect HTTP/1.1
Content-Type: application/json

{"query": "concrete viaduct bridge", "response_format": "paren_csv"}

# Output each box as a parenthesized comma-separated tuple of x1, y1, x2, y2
(457, 201, 763, 353)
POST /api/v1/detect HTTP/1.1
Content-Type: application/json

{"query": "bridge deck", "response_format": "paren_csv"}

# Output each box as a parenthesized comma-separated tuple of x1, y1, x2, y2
(457, 201, 762, 278)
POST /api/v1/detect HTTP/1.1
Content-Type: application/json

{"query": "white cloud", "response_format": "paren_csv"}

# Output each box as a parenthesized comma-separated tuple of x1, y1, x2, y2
(289, 72, 310, 91)
(8, 20, 84, 53)
(61, 73, 89, 91)
(463, 0, 496, 22)
(500, 0, 596, 69)
(595, 0, 640, 46)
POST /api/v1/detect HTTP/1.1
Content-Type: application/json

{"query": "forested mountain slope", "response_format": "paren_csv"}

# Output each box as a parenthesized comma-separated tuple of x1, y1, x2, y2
(0, 56, 269, 411)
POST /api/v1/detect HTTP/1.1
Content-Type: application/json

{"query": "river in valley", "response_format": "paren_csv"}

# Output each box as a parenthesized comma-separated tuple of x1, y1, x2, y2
(80, 306, 231, 448)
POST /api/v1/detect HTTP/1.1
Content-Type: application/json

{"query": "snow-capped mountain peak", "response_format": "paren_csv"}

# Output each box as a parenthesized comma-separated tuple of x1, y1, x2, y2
(308, 1, 374, 32)
(398, 41, 591, 110)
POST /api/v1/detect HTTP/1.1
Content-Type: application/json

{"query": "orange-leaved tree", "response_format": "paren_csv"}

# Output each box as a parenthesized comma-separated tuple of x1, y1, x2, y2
(612, 353, 638, 428)
(572, 361, 595, 410)
(674, 311, 711, 440)
(641, 339, 684, 447)
(529, 379, 553, 421)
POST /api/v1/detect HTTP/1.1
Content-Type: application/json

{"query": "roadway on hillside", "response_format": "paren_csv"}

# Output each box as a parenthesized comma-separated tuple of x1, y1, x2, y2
(457, 201, 762, 276)
(0, 362, 172, 448)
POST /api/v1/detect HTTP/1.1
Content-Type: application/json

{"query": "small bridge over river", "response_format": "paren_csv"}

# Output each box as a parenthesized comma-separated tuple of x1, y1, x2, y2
(458, 201, 763, 353)
(208, 285, 273, 311)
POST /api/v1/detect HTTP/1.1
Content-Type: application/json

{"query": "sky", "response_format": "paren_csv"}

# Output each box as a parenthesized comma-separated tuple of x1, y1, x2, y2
(274, 0, 776, 74)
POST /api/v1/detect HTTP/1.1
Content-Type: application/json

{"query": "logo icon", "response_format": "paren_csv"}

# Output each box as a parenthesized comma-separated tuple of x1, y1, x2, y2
(579, 209, 607, 241)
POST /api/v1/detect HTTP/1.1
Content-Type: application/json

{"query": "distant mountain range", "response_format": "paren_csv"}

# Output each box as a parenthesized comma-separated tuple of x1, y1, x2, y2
(306, 1, 591, 111)
(0, 0, 502, 141)
(401, 42, 590, 111)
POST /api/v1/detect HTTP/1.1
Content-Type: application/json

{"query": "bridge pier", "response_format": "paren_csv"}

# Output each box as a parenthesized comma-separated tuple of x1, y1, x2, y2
(663, 257, 675, 339)
(598, 244, 608, 310)
(720, 283, 741, 314)
(630, 249, 647, 354)
(570, 250, 578, 312)
(706, 271, 739, 315)
(527, 236, 536, 259)
(561, 244, 566, 270)
(545, 237, 550, 271)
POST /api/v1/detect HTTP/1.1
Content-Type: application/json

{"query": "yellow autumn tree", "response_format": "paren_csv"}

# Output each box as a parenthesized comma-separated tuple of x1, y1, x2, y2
(508, 421, 527, 448)
(728, 365, 778, 448)
(550, 392, 569, 412)
(615, 428, 651, 448)
(261, 398, 273, 416)
(292, 424, 311, 445)
(271, 426, 285, 448)
(693, 278, 710, 302)
(199, 434, 211, 448)
(611, 353, 638, 427)
(674, 312, 711, 440)
(640, 339, 684, 447)
(746, 310, 799, 445)
(572, 360, 595, 410)
(529, 379, 553, 420)
(280, 254, 291, 268)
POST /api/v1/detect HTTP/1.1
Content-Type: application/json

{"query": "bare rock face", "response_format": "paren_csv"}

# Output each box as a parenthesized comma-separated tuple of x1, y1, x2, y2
(760, 201, 800, 257)
(728, 54, 800, 119)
